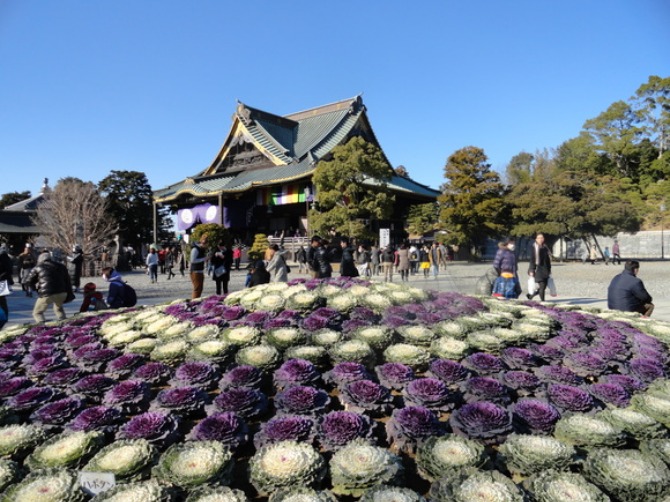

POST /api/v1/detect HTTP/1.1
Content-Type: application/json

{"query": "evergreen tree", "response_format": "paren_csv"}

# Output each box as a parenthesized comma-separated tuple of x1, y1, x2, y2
(0, 191, 31, 209)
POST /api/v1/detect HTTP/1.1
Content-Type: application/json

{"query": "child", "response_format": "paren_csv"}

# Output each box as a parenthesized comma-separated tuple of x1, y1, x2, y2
(79, 282, 108, 312)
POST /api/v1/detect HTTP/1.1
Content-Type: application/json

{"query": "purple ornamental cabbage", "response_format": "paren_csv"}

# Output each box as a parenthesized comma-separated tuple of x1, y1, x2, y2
(403, 378, 453, 411)
(221, 305, 246, 321)
(274, 386, 330, 416)
(132, 362, 173, 385)
(512, 398, 561, 434)
(588, 383, 630, 408)
(171, 361, 220, 390)
(530, 344, 565, 363)
(72, 374, 117, 402)
(43, 368, 84, 388)
(564, 353, 609, 377)
(152, 386, 208, 418)
(339, 380, 392, 416)
(386, 406, 444, 454)
(324, 362, 372, 388)
(9, 386, 60, 412)
(273, 359, 321, 389)
(501, 347, 541, 369)
(635, 346, 667, 365)
(375, 363, 416, 390)
(212, 388, 269, 419)
(301, 315, 329, 332)
(462, 352, 506, 374)
(67, 405, 123, 434)
(254, 415, 316, 449)
(534, 365, 584, 386)
(427, 359, 470, 385)
(602, 374, 646, 393)
(30, 396, 85, 426)
(449, 401, 513, 444)
(218, 365, 265, 391)
(546, 384, 598, 413)
(103, 380, 151, 414)
(501, 371, 542, 395)
(25, 356, 68, 377)
(462, 377, 511, 405)
(0, 377, 33, 397)
(627, 358, 666, 383)
(75, 347, 121, 372)
(318, 411, 375, 451)
(64, 333, 98, 349)
(187, 412, 249, 449)
(117, 411, 181, 447)
(105, 354, 146, 379)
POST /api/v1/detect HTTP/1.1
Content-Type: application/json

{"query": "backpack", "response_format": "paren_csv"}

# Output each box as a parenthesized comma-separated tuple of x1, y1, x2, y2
(492, 276, 520, 299)
(123, 283, 137, 307)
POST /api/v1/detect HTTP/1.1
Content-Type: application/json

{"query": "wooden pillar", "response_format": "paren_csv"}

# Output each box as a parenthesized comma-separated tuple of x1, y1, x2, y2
(152, 201, 158, 245)
(218, 193, 224, 227)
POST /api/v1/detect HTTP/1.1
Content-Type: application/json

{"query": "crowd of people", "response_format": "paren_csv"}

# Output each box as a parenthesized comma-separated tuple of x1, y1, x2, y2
(0, 233, 659, 330)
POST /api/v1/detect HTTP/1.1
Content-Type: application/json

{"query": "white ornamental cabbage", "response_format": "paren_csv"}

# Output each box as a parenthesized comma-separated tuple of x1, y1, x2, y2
(310, 329, 343, 347)
(433, 321, 468, 339)
(235, 344, 281, 371)
(153, 441, 235, 488)
(287, 291, 319, 311)
(553, 415, 626, 448)
(384, 343, 431, 370)
(429, 468, 525, 502)
(266, 328, 307, 350)
(126, 337, 159, 355)
(525, 469, 610, 502)
(353, 326, 395, 350)
(144, 315, 177, 335)
(416, 435, 487, 481)
(84, 439, 157, 481)
(397, 326, 436, 346)
(0, 459, 18, 492)
(185, 486, 249, 502)
(158, 321, 194, 341)
(256, 294, 286, 312)
(429, 336, 470, 360)
(249, 440, 326, 495)
(150, 339, 191, 364)
(328, 294, 357, 313)
(107, 330, 143, 347)
(0, 468, 85, 502)
(186, 325, 220, 343)
(223, 326, 261, 347)
(89, 480, 170, 501)
(26, 430, 104, 470)
(189, 340, 232, 362)
(466, 331, 505, 352)
(599, 408, 667, 440)
(0, 423, 47, 457)
(330, 440, 403, 497)
(498, 434, 576, 476)
(329, 340, 374, 365)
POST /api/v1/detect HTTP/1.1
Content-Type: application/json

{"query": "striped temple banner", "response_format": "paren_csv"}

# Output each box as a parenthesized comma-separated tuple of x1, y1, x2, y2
(256, 184, 309, 206)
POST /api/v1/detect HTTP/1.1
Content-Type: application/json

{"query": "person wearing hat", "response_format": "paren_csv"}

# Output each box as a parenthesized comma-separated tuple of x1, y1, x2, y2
(247, 260, 270, 287)
(79, 282, 108, 312)
(67, 245, 84, 293)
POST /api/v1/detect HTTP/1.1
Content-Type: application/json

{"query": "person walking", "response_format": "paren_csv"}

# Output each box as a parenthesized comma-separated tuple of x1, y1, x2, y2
(309, 236, 332, 279)
(339, 238, 358, 278)
(266, 244, 290, 283)
(397, 243, 410, 282)
(28, 251, 73, 323)
(295, 245, 307, 274)
(165, 247, 176, 280)
(603, 246, 611, 265)
(355, 244, 371, 277)
(370, 245, 380, 276)
(419, 245, 430, 278)
(233, 245, 242, 271)
(190, 235, 208, 299)
(409, 244, 419, 275)
(146, 248, 159, 283)
(248, 260, 271, 287)
(428, 242, 441, 279)
(67, 245, 84, 293)
(102, 266, 127, 309)
(211, 242, 233, 294)
(527, 233, 552, 301)
(492, 238, 521, 298)
(17, 244, 36, 297)
(612, 240, 621, 265)
(607, 260, 654, 317)
(0, 244, 14, 329)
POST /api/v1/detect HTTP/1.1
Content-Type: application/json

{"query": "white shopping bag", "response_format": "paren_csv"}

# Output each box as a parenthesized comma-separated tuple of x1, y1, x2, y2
(548, 277, 558, 296)
(527, 277, 538, 294)
(0, 281, 11, 297)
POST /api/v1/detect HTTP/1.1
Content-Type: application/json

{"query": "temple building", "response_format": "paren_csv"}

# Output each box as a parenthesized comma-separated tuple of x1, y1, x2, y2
(153, 96, 439, 242)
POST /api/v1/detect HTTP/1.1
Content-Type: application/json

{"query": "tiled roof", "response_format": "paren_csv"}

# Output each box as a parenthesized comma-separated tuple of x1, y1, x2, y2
(0, 211, 41, 234)
(4, 193, 44, 212)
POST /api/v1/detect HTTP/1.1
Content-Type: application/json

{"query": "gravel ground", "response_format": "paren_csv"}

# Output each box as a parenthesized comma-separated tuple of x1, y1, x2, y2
(4, 259, 669, 327)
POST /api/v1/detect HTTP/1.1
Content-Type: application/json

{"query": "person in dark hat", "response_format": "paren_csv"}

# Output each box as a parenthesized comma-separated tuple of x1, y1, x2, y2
(247, 260, 270, 287)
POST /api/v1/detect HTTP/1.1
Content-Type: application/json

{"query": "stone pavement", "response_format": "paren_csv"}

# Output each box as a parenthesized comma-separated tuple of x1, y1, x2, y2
(3, 261, 670, 328)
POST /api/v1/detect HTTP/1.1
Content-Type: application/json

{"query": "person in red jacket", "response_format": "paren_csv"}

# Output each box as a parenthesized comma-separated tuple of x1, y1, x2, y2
(79, 283, 108, 312)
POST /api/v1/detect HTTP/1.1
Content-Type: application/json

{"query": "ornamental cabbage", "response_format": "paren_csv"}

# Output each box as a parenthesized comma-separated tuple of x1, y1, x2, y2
(375, 362, 415, 389)
(153, 440, 235, 488)
(219, 364, 265, 391)
(546, 384, 598, 413)
(152, 386, 208, 418)
(89, 480, 171, 501)
(84, 439, 157, 481)
(26, 430, 104, 470)
(171, 361, 220, 390)
(235, 344, 281, 371)
(386, 406, 444, 454)
(274, 386, 330, 416)
(0, 468, 85, 502)
(212, 388, 269, 419)
(266, 327, 307, 350)
(429, 468, 525, 502)
(185, 486, 249, 502)
(462, 352, 505, 374)
(512, 398, 561, 434)
(525, 469, 610, 502)
(31, 396, 85, 426)
(599, 408, 667, 440)
(317, 411, 375, 451)
(329, 440, 404, 497)
(117, 411, 181, 448)
(553, 415, 626, 448)
(132, 362, 173, 385)
(631, 393, 670, 427)
(329, 339, 375, 366)
(249, 440, 326, 495)
(0, 423, 47, 458)
(352, 326, 395, 350)
(284, 345, 328, 368)
(498, 434, 576, 476)
(462, 376, 512, 405)
(384, 343, 431, 370)
(274, 359, 321, 389)
(339, 379, 392, 415)
(359, 485, 426, 502)
(449, 401, 513, 444)
(103, 380, 151, 414)
(403, 378, 453, 411)
(427, 359, 470, 385)
(67, 405, 122, 434)
(415, 435, 486, 482)
(187, 412, 249, 449)
(254, 415, 315, 449)
(324, 362, 372, 387)
(639, 438, 670, 466)
(583, 447, 670, 502)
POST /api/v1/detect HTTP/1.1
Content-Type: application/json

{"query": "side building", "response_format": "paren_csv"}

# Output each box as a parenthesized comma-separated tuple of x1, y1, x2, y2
(153, 96, 438, 243)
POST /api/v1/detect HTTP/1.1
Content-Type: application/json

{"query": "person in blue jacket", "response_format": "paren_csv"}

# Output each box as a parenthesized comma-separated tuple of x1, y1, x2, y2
(102, 267, 126, 309)
(607, 260, 654, 317)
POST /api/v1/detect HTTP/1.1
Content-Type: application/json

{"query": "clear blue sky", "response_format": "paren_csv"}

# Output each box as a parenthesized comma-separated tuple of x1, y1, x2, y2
(1, 0, 669, 196)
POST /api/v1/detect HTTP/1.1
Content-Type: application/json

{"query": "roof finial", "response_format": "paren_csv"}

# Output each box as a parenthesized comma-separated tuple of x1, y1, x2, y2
(41, 178, 49, 192)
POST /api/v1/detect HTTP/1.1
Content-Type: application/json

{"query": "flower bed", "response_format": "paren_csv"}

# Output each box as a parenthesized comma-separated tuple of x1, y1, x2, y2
(0, 277, 669, 500)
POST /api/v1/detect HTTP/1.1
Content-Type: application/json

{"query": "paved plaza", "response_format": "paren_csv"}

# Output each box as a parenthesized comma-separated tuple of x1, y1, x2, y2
(3, 260, 670, 328)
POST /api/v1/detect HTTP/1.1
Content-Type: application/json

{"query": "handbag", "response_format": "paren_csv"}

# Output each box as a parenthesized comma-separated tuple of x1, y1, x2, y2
(214, 265, 227, 277)
(527, 277, 538, 294)
(0, 281, 10, 297)
(548, 277, 558, 296)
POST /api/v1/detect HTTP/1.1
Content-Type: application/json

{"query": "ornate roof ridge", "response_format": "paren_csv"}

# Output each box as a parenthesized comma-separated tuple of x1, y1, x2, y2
(285, 95, 361, 121)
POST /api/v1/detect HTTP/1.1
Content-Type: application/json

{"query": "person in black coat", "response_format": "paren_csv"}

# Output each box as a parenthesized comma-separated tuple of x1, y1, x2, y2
(607, 261, 654, 317)
(248, 260, 271, 287)
(527, 233, 552, 301)
(211, 242, 233, 295)
(67, 245, 84, 292)
(309, 236, 332, 279)
(28, 251, 72, 323)
(0, 244, 14, 329)
(339, 238, 358, 278)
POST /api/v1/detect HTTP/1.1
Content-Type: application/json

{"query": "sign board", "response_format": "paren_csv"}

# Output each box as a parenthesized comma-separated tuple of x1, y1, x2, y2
(379, 228, 390, 248)
(79, 472, 116, 496)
